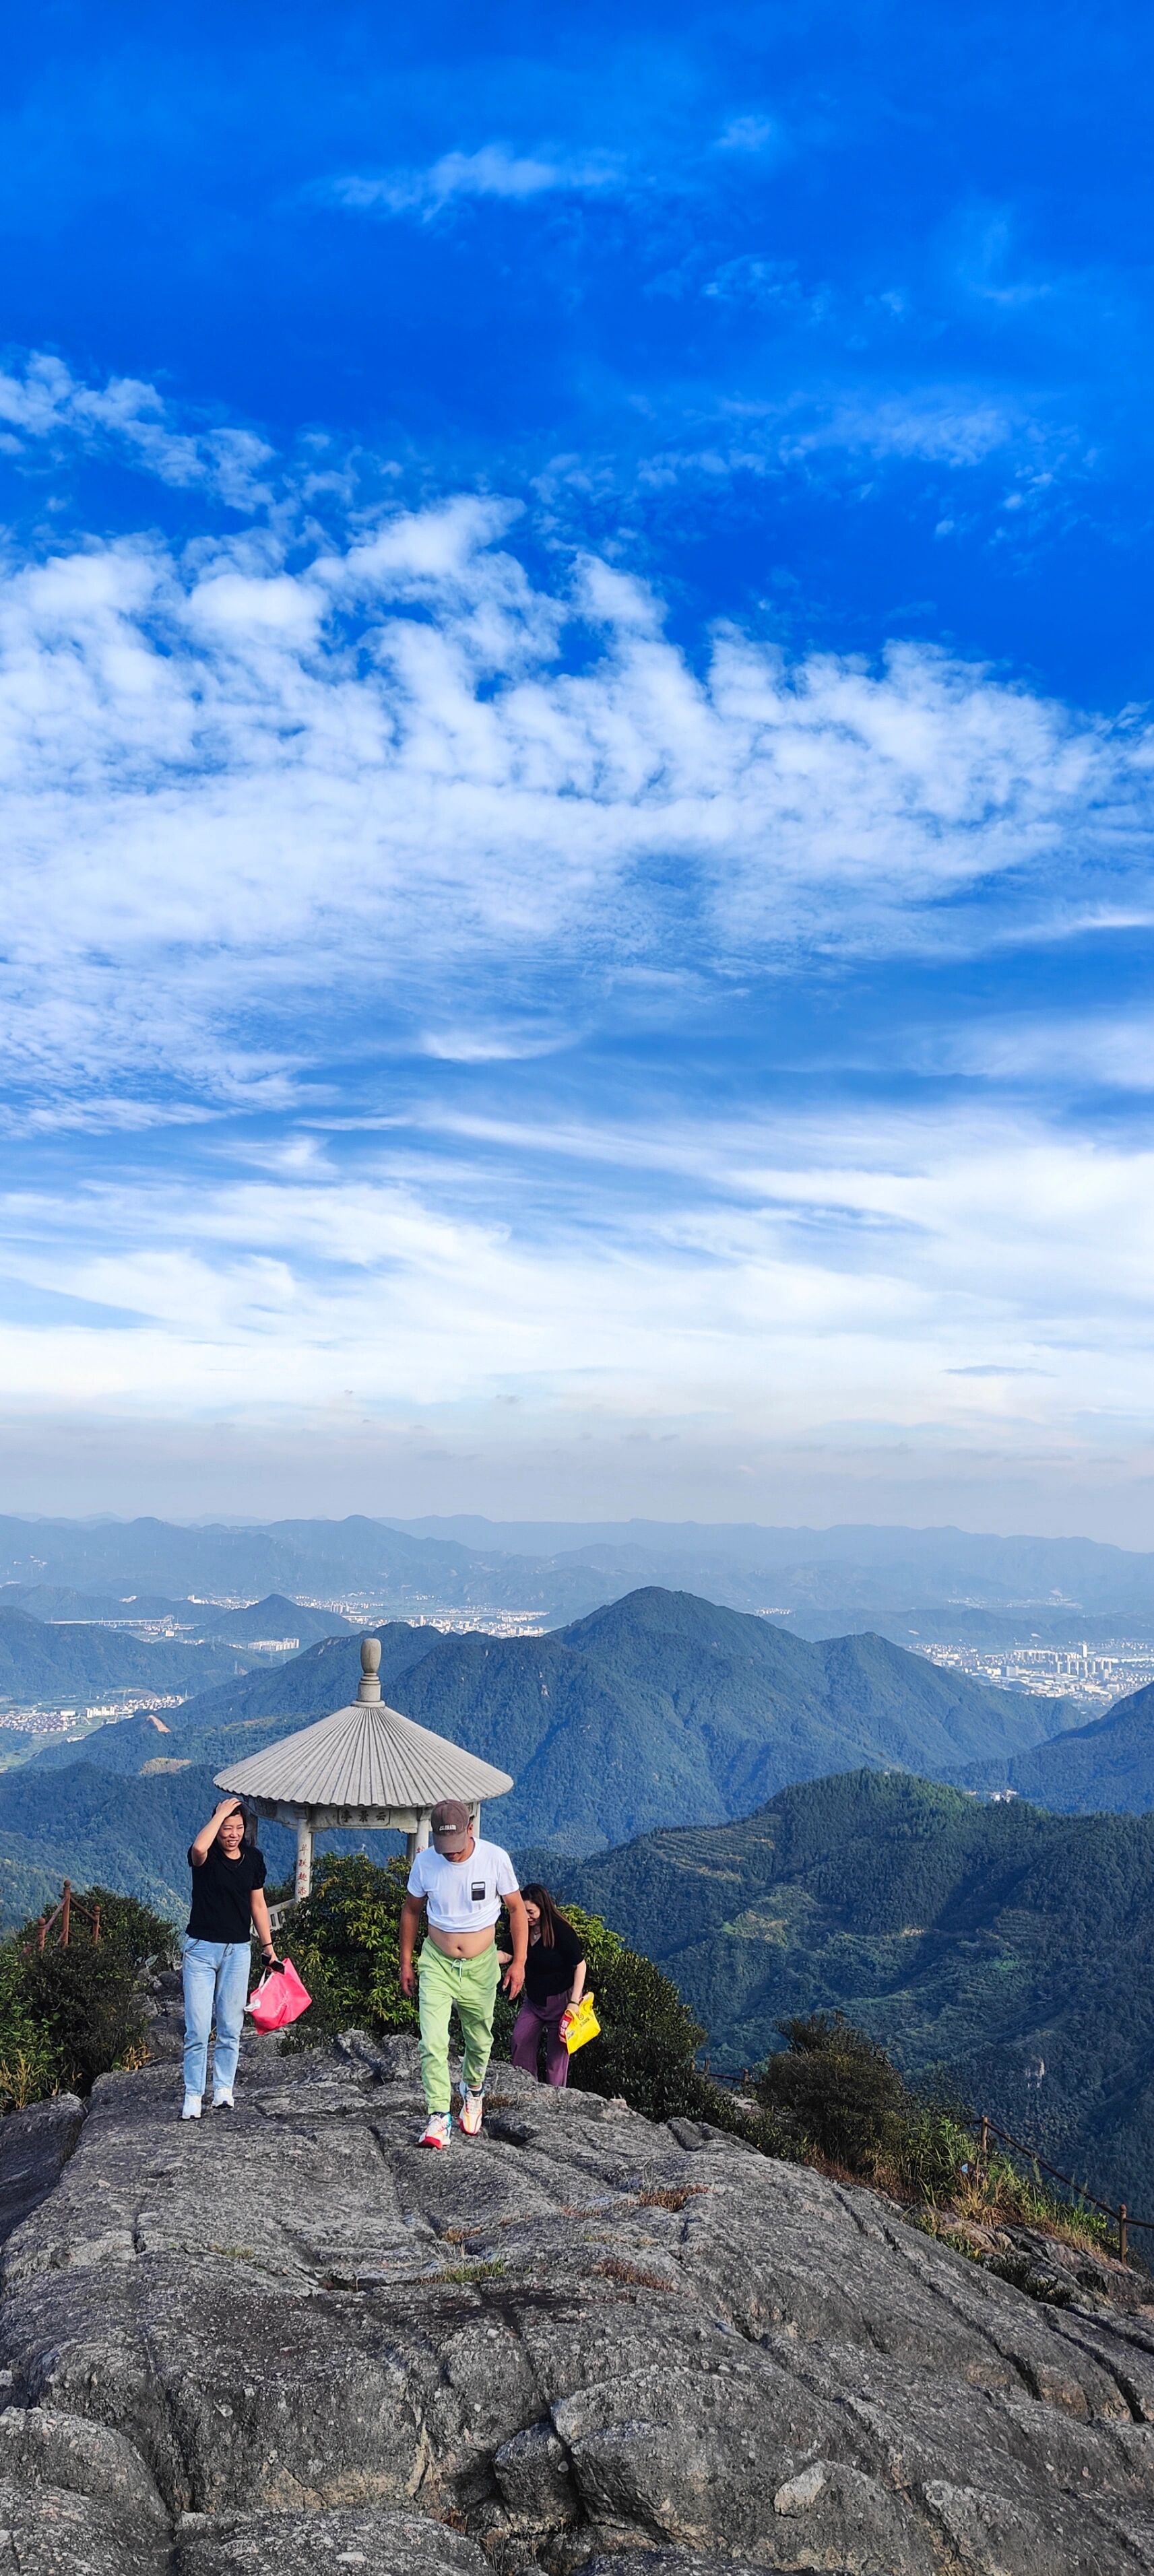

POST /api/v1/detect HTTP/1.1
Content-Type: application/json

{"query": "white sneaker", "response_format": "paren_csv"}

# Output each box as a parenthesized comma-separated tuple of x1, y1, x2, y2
(457, 2084, 484, 2138)
(419, 2113, 451, 2149)
(212, 2088, 234, 2111)
(181, 2093, 202, 2121)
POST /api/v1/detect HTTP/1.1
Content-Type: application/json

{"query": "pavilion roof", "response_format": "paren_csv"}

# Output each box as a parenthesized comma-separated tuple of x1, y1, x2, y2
(212, 1635, 513, 1816)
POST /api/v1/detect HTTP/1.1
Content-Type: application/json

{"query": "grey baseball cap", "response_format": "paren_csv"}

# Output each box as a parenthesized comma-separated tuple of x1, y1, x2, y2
(430, 1799, 472, 1852)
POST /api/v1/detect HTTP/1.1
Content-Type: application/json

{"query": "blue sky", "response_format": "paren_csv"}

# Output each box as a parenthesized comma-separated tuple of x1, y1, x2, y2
(3, 0, 1154, 1536)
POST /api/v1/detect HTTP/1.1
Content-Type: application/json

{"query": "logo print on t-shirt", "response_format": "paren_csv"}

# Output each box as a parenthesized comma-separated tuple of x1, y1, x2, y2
(471, 1880, 486, 1905)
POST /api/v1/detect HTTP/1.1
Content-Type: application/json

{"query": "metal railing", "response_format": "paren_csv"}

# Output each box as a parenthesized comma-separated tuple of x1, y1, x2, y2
(26, 1879, 101, 1954)
(971, 2111, 1151, 2265)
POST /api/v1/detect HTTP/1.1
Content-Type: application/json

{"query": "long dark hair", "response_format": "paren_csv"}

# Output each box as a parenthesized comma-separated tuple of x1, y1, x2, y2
(520, 1883, 574, 1949)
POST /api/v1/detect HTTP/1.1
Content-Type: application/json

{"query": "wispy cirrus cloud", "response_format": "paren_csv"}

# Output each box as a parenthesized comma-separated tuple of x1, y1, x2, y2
(0, 353, 275, 508)
(323, 143, 620, 220)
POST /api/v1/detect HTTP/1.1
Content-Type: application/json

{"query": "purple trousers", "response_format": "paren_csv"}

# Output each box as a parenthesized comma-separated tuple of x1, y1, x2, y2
(511, 1990, 570, 2087)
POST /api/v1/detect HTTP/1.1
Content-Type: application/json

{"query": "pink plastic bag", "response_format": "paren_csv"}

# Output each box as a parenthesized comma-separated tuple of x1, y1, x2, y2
(246, 1956, 311, 2031)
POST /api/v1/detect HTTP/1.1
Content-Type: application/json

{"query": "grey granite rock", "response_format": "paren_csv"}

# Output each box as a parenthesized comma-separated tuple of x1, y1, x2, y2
(0, 2032, 1153, 2569)
(174, 2503, 490, 2574)
(0, 2096, 85, 2245)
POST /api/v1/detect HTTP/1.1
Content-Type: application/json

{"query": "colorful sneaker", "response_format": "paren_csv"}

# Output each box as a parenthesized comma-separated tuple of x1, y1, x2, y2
(419, 2113, 452, 2150)
(457, 2084, 484, 2138)
(212, 2088, 234, 2111)
(181, 2093, 202, 2121)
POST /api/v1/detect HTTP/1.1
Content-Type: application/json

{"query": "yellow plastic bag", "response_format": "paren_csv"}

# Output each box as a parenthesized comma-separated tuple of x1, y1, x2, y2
(564, 1991, 600, 2054)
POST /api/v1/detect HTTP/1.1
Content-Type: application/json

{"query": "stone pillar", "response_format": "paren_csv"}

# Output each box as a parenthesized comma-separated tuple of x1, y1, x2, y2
(295, 1819, 313, 1902)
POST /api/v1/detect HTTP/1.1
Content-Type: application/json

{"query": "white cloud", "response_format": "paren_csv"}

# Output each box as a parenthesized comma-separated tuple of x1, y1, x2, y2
(716, 116, 780, 155)
(786, 391, 1014, 467)
(325, 144, 618, 219)
(0, 353, 275, 507)
(3, 1107, 1154, 1460)
(0, 479, 1149, 1123)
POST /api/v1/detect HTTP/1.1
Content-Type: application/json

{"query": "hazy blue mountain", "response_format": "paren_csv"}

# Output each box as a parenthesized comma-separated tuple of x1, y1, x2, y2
(0, 1610, 250, 1703)
(0, 1585, 159, 1622)
(0, 1515, 612, 1624)
(951, 1678, 1154, 1814)
(395, 1515, 1154, 1616)
(543, 1767, 1154, 2212)
(9, 1513, 1154, 1637)
(191, 1595, 359, 1648)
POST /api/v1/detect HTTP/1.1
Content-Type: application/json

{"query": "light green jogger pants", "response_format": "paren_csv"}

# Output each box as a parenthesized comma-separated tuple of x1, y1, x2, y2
(416, 1941, 501, 2115)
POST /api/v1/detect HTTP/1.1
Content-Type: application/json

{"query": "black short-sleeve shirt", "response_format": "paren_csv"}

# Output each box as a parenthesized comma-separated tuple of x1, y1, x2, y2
(523, 1917, 585, 2005)
(186, 1842, 267, 1944)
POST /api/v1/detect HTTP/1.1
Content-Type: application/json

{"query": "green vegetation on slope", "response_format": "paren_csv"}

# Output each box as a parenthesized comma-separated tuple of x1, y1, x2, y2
(954, 1678, 1154, 1814)
(171, 1587, 1079, 1854)
(0, 1608, 249, 1703)
(0, 1584, 1085, 1924)
(548, 1768, 1154, 2214)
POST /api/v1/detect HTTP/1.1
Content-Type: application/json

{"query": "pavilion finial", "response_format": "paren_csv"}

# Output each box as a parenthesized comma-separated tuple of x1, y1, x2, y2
(358, 1634, 382, 1703)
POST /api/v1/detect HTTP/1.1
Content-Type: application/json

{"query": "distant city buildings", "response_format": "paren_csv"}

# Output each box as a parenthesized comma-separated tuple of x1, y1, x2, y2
(913, 1640, 1154, 1709)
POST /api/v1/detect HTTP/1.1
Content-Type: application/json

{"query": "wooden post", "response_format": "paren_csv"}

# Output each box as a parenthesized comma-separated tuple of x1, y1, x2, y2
(295, 1820, 313, 1902)
(91, 1905, 100, 1946)
(1120, 2204, 1128, 2264)
(980, 2114, 990, 2161)
(60, 1882, 71, 1948)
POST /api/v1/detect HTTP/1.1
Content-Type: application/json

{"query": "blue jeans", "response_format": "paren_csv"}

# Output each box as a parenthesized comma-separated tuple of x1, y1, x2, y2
(182, 1938, 252, 2096)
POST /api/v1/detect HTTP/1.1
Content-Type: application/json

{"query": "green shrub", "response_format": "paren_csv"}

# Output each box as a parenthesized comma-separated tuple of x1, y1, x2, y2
(17, 1941, 148, 2094)
(75, 1888, 176, 1964)
(280, 1853, 418, 2045)
(0, 1884, 175, 2105)
(756, 2011, 918, 2175)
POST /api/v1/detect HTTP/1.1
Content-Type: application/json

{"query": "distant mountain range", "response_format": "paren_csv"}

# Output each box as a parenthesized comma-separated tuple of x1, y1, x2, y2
(6, 1512, 1154, 1643)
(544, 1767, 1154, 2212)
(0, 1585, 1081, 1923)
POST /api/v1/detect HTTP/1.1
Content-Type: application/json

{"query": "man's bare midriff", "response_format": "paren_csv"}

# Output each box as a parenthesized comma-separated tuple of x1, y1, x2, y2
(428, 1925, 497, 1959)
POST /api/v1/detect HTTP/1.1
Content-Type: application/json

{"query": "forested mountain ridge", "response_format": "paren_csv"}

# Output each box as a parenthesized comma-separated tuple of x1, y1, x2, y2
(168, 1586, 1077, 1851)
(0, 1585, 1081, 1924)
(547, 1769, 1154, 2210)
(0, 1609, 249, 1702)
(953, 1678, 1154, 1813)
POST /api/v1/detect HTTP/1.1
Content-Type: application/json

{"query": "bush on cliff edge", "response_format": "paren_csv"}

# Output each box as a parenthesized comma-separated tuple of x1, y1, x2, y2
(0, 1886, 174, 2105)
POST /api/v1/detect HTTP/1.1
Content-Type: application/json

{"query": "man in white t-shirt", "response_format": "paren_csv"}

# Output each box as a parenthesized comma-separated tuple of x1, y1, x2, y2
(399, 1798, 527, 2148)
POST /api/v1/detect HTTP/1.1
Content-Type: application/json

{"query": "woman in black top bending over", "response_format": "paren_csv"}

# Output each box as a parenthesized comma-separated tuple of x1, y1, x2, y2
(506, 1883, 587, 2088)
(181, 1798, 276, 2122)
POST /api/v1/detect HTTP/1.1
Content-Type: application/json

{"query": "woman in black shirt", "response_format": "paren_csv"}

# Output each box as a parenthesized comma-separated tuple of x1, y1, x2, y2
(507, 1883, 586, 2088)
(182, 1798, 276, 2121)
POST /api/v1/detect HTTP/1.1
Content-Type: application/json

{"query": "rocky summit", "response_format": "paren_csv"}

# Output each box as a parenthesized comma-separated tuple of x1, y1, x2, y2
(3, 2037, 1154, 2573)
